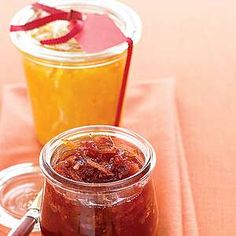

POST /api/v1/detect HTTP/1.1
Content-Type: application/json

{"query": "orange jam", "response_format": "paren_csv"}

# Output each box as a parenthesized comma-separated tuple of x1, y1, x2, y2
(23, 49, 127, 144)
(10, 1, 141, 145)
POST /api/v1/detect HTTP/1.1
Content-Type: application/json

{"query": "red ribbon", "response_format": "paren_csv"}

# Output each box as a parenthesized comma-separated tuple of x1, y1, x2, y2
(10, 3, 83, 45)
(115, 38, 133, 126)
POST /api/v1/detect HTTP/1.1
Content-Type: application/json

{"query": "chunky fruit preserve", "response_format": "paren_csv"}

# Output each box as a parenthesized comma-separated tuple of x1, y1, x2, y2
(40, 126, 158, 236)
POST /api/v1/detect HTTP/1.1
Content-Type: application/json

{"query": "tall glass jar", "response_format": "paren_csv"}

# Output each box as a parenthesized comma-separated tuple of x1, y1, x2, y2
(39, 125, 158, 236)
(10, 0, 142, 144)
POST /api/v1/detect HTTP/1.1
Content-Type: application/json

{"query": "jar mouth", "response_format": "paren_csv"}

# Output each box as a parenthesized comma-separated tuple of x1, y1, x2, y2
(10, 0, 142, 62)
(39, 125, 156, 193)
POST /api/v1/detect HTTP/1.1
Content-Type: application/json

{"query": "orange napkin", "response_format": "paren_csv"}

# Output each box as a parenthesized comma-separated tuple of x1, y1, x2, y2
(0, 84, 41, 168)
(0, 79, 198, 235)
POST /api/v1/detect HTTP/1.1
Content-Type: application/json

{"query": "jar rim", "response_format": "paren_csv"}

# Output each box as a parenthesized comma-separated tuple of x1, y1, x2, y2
(39, 125, 156, 193)
(10, 0, 142, 62)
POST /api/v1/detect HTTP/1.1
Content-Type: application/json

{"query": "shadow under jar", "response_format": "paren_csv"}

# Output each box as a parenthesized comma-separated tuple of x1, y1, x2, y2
(10, 0, 142, 144)
(39, 125, 158, 236)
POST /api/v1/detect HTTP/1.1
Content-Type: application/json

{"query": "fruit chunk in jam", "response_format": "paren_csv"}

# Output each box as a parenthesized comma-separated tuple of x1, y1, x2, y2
(40, 135, 158, 236)
(52, 135, 144, 183)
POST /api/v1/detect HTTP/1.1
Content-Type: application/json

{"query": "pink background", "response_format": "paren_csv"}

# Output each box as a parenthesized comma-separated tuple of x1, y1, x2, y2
(1, 0, 236, 235)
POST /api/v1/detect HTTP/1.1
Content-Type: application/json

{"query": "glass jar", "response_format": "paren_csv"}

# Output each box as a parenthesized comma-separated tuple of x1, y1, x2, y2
(39, 125, 158, 236)
(10, 0, 142, 144)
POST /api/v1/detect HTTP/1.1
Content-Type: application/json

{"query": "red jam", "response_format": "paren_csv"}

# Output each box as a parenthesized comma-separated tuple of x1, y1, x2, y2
(40, 135, 158, 236)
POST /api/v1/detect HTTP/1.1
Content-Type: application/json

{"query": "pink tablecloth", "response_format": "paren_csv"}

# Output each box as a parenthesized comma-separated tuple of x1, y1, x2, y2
(0, 79, 198, 235)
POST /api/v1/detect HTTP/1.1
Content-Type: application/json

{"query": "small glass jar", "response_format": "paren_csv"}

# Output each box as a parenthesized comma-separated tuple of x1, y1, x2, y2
(10, 0, 141, 144)
(39, 125, 158, 236)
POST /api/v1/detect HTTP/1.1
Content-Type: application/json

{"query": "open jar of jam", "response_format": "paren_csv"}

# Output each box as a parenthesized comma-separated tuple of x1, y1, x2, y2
(39, 125, 158, 236)
(10, 0, 142, 144)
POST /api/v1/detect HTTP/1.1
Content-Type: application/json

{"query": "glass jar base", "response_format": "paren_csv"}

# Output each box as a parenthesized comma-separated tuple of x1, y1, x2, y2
(0, 163, 43, 234)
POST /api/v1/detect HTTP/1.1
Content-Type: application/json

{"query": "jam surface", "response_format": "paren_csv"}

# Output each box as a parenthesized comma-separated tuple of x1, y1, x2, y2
(52, 135, 144, 183)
